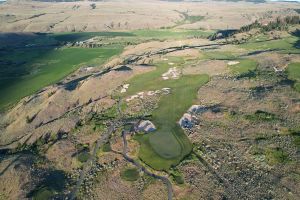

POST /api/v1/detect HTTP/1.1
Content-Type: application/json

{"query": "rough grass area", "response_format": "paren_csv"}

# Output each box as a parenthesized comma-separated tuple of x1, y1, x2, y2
(127, 58, 209, 170)
(286, 63, 300, 92)
(202, 51, 236, 60)
(77, 151, 90, 163)
(245, 110, 277, 121)
(32, 187, 54, 200)
(289, 128, 300, 150)
(120, 168, 140, 181)
(229, 59, 257, 75)
(265, 147, 290, 165)
(101, 142, 112, 152)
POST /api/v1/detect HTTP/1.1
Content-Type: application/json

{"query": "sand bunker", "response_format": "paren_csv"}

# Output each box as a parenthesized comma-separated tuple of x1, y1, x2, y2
(227, 61, 240, 66)
(162, 67, 180, 80)
(120, 84, 130, 93)
(126, 88, 171, 102)
(179, 105, 209, 129)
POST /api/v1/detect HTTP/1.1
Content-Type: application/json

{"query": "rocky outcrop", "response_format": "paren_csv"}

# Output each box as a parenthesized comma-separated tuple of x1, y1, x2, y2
(188, 105, 209, 114)
(137, 120, 156, 133)
(179, 105, 209, 129)
(179, 113, 194, 128)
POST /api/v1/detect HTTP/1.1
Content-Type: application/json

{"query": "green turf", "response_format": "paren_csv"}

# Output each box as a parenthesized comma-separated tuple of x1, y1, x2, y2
(229, 59, 257, 75)
(239, 36, 298, 52)
(286, 63, 300, 92)
(0, 46, 122, 110)
(120, 168, 140, 181)
(127, 58, 209, 170)
(132, 29, 212, 39)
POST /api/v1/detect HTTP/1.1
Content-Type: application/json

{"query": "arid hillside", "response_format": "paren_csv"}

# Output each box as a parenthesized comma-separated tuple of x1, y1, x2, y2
(0, 0, 299, 32)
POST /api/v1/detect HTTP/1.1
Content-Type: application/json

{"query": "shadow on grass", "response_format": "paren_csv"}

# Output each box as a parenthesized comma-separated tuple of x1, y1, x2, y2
(26, 169, 70, 200)
(0, 31, 134, 111)
(292, 29, 300, 49)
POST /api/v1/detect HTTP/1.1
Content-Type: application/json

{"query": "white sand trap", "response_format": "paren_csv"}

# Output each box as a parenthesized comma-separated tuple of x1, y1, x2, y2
(120, 84, 130, 93)
(155, 90, 161, 94)
(123, 84, 130, 89)
(138, 92, 144, 99)
(85, 67, 94, 71)
(163, 58, 169, 61)
(126, 88, 171, 102)
(161, 88, 171, 94)
(227, 61, 240, 66)
(126, 95, 139, 102)
(168, 62, 175, 65)
(162, 67, 180, 80)
(147, 91, 155, 96)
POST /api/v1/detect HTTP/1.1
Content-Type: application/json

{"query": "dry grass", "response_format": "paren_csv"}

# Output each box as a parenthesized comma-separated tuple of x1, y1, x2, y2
(0, 1, 299, 32)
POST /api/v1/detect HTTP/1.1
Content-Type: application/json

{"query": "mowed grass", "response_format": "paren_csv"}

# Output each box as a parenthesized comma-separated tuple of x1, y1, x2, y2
(0, 46, 122, 110)
(228, 59, 257, 75)
(127, 58, 209, 170)
(239, 36, 298, 52)
(286, 62, 300, 92)
(132, 29, 212, 40)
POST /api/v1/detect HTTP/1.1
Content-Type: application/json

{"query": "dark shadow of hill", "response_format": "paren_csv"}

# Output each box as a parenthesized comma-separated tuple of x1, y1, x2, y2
(291, 29, 300, 49)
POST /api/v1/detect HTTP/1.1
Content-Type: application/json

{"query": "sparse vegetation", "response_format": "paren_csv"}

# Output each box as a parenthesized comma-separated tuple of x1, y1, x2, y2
(77, 151, 90, 163)
(245, 110, 277, 122)
(265, 147, 290, 165)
